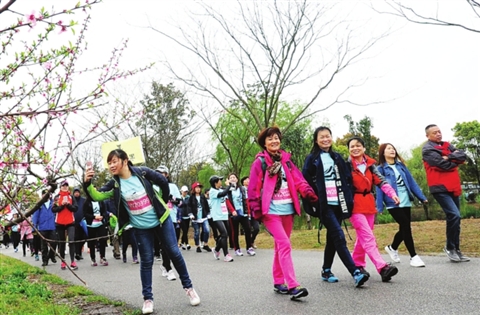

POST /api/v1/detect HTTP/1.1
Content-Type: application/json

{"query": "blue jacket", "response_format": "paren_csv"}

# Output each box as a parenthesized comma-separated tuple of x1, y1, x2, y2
(83, 166, 170, 231)
(32, 198, 56, 231)
(376, 161, 427, 212)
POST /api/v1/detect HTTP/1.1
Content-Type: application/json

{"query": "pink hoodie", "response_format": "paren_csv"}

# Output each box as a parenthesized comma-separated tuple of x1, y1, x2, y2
(248, 150, 314, 218)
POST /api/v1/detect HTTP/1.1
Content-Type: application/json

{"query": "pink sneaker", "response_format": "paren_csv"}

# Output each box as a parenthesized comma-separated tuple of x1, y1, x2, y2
(61, 262, 66, 270)
(70, 261, 78, 270)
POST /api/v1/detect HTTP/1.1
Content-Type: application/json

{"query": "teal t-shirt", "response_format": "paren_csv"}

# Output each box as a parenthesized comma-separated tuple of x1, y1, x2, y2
(388, 164, 411, 208)
(119, 176, 159, 229)
(321, 152, 339, 206)
(209, 187, 228, 221)
(86, 201, 103, 228)
(230, 188, 245, 216)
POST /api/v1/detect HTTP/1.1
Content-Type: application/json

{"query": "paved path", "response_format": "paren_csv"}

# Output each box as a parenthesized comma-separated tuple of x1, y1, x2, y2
(2, 245, 480, 315)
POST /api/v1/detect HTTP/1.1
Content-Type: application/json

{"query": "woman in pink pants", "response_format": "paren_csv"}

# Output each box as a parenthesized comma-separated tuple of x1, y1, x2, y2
(347, 137, 400, 282)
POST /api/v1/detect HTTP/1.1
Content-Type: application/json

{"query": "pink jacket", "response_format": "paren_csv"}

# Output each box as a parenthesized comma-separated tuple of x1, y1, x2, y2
(248, 150, 315, 218)
(20, 220, 33, 240)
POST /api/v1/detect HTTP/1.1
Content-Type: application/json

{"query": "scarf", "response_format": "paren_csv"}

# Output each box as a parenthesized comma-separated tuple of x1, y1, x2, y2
(266, 151, 283, 193)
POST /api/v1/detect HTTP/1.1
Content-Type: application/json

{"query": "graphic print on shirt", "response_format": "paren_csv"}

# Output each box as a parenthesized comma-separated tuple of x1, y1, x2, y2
(123, 190, 153, 216)
(396, 173, 405, 188)
(321, 156, 338, 204)
(272, 168, 293, 205)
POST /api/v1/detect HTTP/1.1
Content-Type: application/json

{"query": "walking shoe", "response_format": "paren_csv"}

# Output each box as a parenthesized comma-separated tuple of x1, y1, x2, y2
(443, 247, 461, 262)
(42, 261, 48, 267)
(385, 245, 400, 263)
(181, 244, 187, 250)
(456, 250, 470, 262)
(100, 258, 108, 266)
(202, 245, 212, 252)
(70, 261, 78, 270)
(160, 266, 168, 277)
(288, 286, 309, 300)
(186, 244, 191, 250)
(213, 249, 220, 260)
(167, 270, 177, 281)
(273, 284, 289, 294)
(185, 287, 201, 306)
(247, 247, 256, 256)
(321, 269, 339, 283)
(224, 254, 234, 262)
(91, 260, 98, 266)
(196, 247, 202, 253)
(353, 269, 369, 287)
(61, 261, 67, 270)
(235, 249, 243, 256)
(14, 248, 18, 253)
(123, 255, 127, 263)
(132, 257, 139, 264)
(75, 254, 82, 261)
(142, 299, 154, 314)
(380, 263, 398, 282)
(356, 266, 370, 277)
(410, 255, 426, 267)
(35, 255, 39, 261)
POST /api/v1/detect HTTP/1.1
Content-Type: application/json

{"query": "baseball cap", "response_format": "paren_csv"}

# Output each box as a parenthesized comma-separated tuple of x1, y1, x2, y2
(156, 165, 169, 174)
(60, 180, 69, 187)
(209, 175, 223, 187)
(191, 182, 203, 190)
(180, 185, 189, 192)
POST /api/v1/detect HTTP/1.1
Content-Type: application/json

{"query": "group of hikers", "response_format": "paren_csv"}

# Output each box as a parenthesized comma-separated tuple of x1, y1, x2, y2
(1, 123, 468, 314)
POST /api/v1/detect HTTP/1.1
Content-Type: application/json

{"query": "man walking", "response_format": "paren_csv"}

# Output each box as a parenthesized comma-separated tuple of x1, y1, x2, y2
(422, 124, 469, 262)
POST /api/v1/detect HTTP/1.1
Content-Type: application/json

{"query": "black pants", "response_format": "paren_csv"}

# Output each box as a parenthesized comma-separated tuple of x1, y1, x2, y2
(208, 218, 219, 240)
(388, 207, 417, 257)
(122, 229, 138, 259)
(250, 217, 260, 245)
(229, 215, 252, 251)
(22, 236, 33, 256)
(87, 226, 108, 261)
(11, 231, 20, 249)
(214, 220, 230, 256)
(180, 218, 191, 245)
(39, 230, 58, 263)
(56, 224, 75, 262)
(74, 223, 87, 257)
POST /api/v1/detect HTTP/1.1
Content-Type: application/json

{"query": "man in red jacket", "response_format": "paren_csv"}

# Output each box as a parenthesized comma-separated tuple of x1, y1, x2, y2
(422, 124, 469, 263)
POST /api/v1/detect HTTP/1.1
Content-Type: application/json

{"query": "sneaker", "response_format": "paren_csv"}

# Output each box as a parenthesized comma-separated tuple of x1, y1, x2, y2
(235, 249, 243, 256)
(196, 247, 202, 253)
(123, 256, 127, 263)
(202, 245, 212, 252)
(224, 254, 234, 262)
(273, 284, 289, 294)
(75, 254, 83, 261)
(247, 247, 256, 256)
(321, 269, 339, 283)
(14, 248, 18, 253)
(70, 261, 78, 270)
(160, 266, 168, 277)
(186, 244, 191, 250)
(288, 286, 309, 300)
(167, 269, 177, 281)
(410, 255, 426, 267)
(133, 257, 139, 264)
(42, 261, 48, 267)
(213, 249, 220, 260)
(456, 250, 470, 262)
(61, 261, 67, 270)
(35, 255, 39, 261)
(356, 266, 370, 278)
(385, 245, 400, 263)
(185, 287, 201, 306)
(353, 269, 369, 287)
(51, 257, 57, 264)
(443, 247, 461, 262)
(380, 263, 398, 282)
(100, 258, 108, 266)
(91, 260, 98, 267)
(142, 299, 154, 314)
(181, 244, 187, 250)
(113, 254, 121, 260)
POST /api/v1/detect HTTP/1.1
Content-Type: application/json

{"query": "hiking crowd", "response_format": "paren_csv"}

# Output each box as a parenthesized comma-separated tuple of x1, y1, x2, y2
(0, 123, 468, 315)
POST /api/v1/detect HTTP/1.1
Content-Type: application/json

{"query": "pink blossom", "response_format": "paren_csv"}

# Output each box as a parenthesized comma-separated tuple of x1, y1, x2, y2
(59, 25, 68, 34)
(25, 11, 37, 26)
(44, 62, 52, 70)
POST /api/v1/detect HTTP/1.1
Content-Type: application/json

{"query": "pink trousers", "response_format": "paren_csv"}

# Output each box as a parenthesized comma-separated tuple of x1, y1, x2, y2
(350, 213, 388, 273)
(262, 214, 299, 289)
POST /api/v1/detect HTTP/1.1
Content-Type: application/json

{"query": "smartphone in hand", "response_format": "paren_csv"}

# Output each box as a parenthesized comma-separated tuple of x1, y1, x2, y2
(86, 161, 93, 171)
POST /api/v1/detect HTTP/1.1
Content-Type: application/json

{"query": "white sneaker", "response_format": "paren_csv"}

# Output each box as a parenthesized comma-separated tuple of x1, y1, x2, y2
(224, 254, 234, 262)
(185, 287, 201, 306)
(410, 255, 425, 267)
(167, 269, 177, 281)
(213, 249, 220, 260)
(235, 249, 243, 256)
(160, 266, 168, 277)
(142, 299, 154, 314)
(247, 247, 256, 256)
(385, 245, 400, 263)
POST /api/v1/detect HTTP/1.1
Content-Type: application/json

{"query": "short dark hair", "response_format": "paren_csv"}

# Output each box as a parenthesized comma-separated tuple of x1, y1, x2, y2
(107, 149, 133, 166)
(425, 124, 437, 133)
(347, 136, 365, 148)
(240, 176, 249, 186)
(257, 126, 282, 149)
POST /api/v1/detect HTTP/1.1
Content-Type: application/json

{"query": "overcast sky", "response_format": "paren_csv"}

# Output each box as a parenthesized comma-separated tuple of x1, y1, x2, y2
(12, 0, 480, 155)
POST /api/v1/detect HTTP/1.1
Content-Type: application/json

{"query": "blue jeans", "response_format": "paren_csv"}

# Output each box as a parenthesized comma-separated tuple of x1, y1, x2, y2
(133, 216, 193, 300)
(322, 205, 356, 275)
(192, 220, 210, 246)
(433, 192, 461, 250)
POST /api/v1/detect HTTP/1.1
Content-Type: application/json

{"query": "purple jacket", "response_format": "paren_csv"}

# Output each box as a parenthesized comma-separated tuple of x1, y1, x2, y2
(248, 150, 315, 218)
